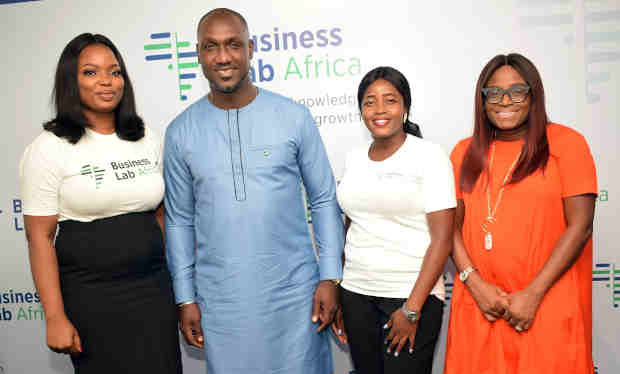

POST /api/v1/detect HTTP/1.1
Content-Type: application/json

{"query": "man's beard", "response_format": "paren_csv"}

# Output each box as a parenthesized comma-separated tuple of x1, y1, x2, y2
(212, 70, 250, 94)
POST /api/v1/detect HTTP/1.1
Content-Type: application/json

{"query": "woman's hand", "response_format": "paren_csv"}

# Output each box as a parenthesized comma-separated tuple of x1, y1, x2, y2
(385, 308, 418, 356)
(330, 307, 348, 344)
(503, 287, 543, 332)
(466, 274, 510, 322)
(46, 315, 82, 355)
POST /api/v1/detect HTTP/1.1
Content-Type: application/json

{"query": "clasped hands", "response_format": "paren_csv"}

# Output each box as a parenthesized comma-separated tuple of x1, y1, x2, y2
(468, 276, 543, 332)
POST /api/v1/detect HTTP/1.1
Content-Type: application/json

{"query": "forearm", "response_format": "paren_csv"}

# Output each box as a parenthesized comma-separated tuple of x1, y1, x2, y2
(405, 236, 452, 311)
(28, 238, 66, 322)
(527, 223, 593, 296)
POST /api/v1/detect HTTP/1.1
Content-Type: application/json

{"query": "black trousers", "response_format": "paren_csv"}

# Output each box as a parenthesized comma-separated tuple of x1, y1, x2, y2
(340, 287, 444, 374)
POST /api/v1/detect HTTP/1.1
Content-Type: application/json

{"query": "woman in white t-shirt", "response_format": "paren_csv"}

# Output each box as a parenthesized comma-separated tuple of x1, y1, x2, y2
(334, 66, 456, 374)
(20, 33, 181, 373)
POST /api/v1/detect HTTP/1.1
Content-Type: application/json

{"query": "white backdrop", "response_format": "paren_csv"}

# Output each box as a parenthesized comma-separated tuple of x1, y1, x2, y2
(1, 0, 618, 373)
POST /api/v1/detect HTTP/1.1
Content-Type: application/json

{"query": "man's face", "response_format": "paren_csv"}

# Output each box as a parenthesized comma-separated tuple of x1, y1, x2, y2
(196, 15, 254, 94)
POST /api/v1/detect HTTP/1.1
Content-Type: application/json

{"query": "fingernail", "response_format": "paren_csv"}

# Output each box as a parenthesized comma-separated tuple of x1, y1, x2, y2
(383, 323, 388, 329)
(312, 317, 317, 322)
(394, 351, 399, 357)
(409, 348, 413, 354)
(384, 339, 388, 345)
(386, 348, 391, 353)
(337, 329, 342, 335)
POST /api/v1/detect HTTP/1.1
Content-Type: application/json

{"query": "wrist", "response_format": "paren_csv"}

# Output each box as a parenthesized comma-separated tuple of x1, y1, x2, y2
(177, 301, 196, 308)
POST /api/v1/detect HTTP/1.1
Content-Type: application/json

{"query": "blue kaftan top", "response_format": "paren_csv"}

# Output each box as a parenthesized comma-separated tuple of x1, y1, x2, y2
(163, 88, 344, 374)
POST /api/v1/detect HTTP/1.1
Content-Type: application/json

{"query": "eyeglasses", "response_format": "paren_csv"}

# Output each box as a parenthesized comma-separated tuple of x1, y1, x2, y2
(481, 84, 530, 104)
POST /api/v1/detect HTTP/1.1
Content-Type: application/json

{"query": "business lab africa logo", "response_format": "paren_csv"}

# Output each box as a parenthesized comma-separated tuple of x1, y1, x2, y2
(144, 32, 200, 102)
(81, 164, 106, 188)
(593, 262, 620, 308)
(0, 0, 40, 4)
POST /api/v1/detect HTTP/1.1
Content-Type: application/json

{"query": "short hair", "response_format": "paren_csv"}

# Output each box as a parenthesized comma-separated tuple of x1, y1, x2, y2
(357, 66, 422, 138)
(460, 53, 550, 192)
(196, 8, 249, 37)
(44, 33, 144, 144)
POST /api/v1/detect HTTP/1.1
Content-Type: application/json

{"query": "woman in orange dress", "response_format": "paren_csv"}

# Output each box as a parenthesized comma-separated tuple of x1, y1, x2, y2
(444, 53, 597, 374)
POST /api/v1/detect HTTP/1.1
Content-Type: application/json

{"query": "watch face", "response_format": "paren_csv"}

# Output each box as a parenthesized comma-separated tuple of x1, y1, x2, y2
(406, 312, 418, 323)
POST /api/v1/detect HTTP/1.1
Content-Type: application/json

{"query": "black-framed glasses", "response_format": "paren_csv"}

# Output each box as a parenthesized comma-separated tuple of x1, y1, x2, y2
(481, 84, 530, 104)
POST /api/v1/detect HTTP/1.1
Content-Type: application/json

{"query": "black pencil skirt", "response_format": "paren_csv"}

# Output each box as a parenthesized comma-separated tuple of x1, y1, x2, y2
(55, 211, 182, 374)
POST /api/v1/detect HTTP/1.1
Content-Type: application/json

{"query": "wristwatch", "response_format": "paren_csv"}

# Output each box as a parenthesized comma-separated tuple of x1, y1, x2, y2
(459, 266, 476, 283)
(329, 279, 342, 286)
(401, 303, 420, 323)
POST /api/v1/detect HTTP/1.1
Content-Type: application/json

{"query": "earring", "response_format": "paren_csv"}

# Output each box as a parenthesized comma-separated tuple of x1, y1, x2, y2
(403, 113, 408, 123)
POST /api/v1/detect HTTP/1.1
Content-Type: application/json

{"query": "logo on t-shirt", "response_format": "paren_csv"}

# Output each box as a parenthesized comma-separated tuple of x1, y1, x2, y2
(110, 158, 157, 181)
(81, 164, 106, 189)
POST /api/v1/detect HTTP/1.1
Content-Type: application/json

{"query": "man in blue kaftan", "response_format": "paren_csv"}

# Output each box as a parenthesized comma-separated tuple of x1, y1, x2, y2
(163, 8, 345, 374)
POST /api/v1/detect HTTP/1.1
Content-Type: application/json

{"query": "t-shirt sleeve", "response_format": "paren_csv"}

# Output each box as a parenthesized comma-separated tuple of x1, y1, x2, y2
(553, 128, 598, 197)
(424, 143, 457, 213)
(19, 133, 63, 216)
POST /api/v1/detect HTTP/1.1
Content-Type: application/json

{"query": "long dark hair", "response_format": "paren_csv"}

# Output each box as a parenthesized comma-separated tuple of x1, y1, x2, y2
(460, 53, 549, 192)
(357, 66, 422, 138)
(43, 33, 144, 144)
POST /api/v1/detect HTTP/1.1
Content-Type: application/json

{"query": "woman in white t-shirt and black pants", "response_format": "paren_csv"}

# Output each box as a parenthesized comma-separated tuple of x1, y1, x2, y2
(334, 66, 456, 374)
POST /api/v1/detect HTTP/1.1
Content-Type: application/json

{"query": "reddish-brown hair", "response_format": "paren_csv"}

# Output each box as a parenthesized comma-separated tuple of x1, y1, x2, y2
(460, 53, 550, 192)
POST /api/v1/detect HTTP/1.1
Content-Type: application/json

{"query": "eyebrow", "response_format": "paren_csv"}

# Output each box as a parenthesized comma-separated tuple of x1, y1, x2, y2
(79, 63, 121, 69)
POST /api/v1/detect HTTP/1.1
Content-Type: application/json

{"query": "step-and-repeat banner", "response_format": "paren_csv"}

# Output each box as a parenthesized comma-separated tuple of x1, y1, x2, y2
(1, 0, 618, 373)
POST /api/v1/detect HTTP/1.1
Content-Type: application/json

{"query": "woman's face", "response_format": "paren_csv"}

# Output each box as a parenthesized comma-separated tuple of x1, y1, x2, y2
(361, 78, 406, 140)
(77, 44, 124, 117)
(484, 65, 531, 132)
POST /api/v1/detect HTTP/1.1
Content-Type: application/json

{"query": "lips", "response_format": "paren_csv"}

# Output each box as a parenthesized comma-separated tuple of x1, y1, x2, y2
(496, 111, 518, 119)
(97, 91, 116, 101)
(373, 119, 389, 126)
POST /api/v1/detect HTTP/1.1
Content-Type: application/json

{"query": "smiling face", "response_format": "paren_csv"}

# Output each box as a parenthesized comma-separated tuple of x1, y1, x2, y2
(77, 43, 124, 117)
(484, 65, 531, 133)
(197, 13, 253, 95)
(361, 78, 407, 141)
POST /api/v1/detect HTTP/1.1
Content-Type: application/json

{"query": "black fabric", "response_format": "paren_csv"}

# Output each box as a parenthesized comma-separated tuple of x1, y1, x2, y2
(340, 287, 444, 374)
(55, 212, 182, 374)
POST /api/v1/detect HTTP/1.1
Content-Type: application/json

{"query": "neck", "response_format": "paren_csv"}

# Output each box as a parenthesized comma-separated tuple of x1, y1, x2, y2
(494, 122, 528, 141)
(84, 110, 115, 134)
(369, 132, 407, 161)
(209, 80, 257, 110)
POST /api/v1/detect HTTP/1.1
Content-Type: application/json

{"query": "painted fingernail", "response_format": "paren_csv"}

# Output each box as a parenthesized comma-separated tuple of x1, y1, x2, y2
(337, 329, 342, 335)
(383, 323, 388, 329)
(384, 339, 388, 345)
(394, 351, 399, 357)
(409, 348, 413, 354)
(386, 348, 391, 354)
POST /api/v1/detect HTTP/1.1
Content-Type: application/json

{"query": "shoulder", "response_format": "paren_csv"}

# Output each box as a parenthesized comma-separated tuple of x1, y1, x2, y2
(405, 135, 448, 156)
(450, 137, 472, 161)
(258, 88, 310, 118)
(546, 123, 591, 157)
(24, 130, 69, 154)
(166, 96, 210, 138)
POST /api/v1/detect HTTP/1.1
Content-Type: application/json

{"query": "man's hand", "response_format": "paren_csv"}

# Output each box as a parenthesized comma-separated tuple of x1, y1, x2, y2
(330, 307, 348, 344)
(178, 303, 204, 348)
(312, 280, 339, 332)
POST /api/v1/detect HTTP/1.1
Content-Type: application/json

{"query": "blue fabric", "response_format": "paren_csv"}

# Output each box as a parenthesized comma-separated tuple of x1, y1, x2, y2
(164, 88, 344, 374)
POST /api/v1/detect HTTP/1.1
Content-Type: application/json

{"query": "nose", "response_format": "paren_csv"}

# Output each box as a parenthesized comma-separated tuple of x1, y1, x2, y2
(214, 47, 232, 64)
(499, 91, 512, 105)
(99, 72, 113, 86)
(375, 100, 387, 114)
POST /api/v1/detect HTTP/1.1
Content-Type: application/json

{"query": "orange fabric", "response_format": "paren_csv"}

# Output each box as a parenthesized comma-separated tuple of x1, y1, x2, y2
(444, 124, 597, 374)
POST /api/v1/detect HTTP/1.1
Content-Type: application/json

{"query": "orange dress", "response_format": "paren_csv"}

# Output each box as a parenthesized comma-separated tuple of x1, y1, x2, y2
(444, 124, 597, 374)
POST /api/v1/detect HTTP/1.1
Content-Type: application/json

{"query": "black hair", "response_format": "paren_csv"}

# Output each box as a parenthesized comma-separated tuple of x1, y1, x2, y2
(357, 66, 422, 138)
(197, 8, 249, 37)
(43, 33, 144, 144)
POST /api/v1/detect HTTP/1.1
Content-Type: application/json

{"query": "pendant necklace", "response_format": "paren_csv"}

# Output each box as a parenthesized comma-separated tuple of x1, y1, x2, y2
(482, 142, 521, 250)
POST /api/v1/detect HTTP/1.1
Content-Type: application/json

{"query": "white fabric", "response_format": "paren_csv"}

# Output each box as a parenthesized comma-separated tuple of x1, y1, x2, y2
(19, 126, 164, 222)
(337, 134, 456, 299)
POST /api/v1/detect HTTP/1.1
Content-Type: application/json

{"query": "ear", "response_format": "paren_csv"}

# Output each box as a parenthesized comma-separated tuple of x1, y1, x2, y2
(248, 38, 254, 60)
(195, 42, 201, 63)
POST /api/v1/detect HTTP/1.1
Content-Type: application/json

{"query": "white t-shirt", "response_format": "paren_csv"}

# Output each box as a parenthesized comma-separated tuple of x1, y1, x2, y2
(20, 126, 164, 222)
(337, 134, 456, 299)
